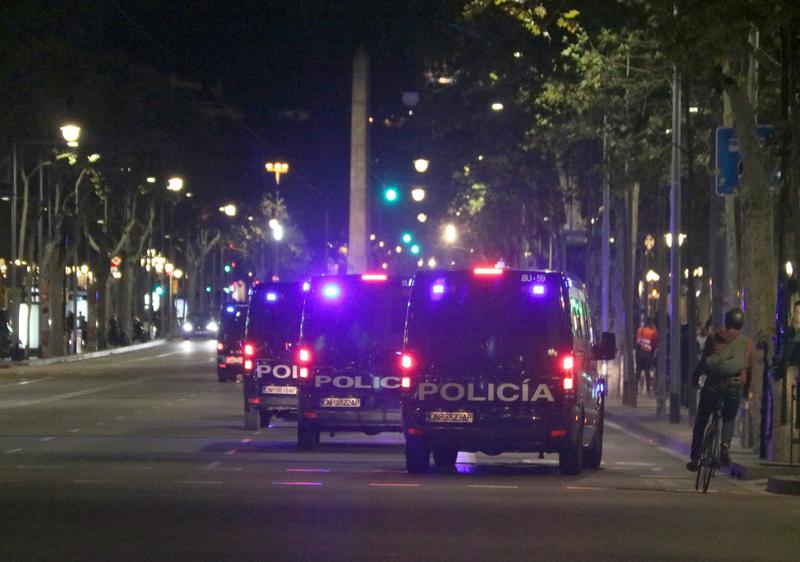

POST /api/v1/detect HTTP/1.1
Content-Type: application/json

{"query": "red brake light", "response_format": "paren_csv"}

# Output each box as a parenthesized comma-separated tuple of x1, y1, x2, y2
(298, 347, 311, 364)
(243, 343, 256, 358)
(299, 367, 309, 378)
(400, 353, 414, 370)
(561, 354, 575, 391)
(361, 273, 388, 282)
(473, 267, 504, 276)
(563, 376, 574, 391)
(401, 376, 411, 388)
(244, 359, 254, 371)
(561, 355, 574, 371)
(217, 342, 224, 351)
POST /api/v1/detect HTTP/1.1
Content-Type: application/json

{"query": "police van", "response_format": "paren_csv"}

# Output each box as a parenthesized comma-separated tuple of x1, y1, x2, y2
(295, 274, 412, 450)
(400, 268, 615, 474)
(241, 282, 305, 430)
(216, 303, 249, 382)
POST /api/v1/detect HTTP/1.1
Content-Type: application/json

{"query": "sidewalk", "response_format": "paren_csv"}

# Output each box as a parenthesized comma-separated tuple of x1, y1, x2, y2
(606, 394, 800, 495)
(0, 339, 166, 370)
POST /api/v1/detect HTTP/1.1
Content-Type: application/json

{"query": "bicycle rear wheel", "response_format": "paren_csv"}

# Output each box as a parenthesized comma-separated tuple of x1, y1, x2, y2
(695, 421, 719, 493)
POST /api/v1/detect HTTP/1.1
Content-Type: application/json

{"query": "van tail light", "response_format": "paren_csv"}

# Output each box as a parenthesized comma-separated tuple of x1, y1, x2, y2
(298, 347, 312, 364)
(400, 353, 414, 370)
(217, 342, 225, 351)
(401, 376, 411, 389)
(299, 367, 309, 379)
(243, 342, 256, 358)
(361, 273, 388, 282)
(561, 354, 575, 391)
(473, 267, 504, 276)
(244, 359, 254, 371)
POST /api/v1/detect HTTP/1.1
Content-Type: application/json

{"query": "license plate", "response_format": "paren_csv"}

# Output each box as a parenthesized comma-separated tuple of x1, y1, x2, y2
(426, 411, 474, 423)
(225, 356, 243, 364)
(321, 397, 361, 408)
(264, 385, 298, 395)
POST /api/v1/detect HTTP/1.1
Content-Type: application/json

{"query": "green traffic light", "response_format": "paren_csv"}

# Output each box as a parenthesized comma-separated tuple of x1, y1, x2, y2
(410, 244, 421, 255)
(384, 186, 399, 203)
(402, 232, 413, 244)
(224, 264, 232, 273)
(154, 286, 164, 296)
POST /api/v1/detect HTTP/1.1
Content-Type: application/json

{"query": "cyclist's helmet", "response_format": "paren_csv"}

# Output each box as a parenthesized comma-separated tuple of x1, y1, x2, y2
(724, 307, 745, 330)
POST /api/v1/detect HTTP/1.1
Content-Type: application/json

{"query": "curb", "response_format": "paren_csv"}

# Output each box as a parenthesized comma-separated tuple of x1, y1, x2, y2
(605, 411, 691, 458)
(0, 339, 166, 369)
(767, 476, 800, 495)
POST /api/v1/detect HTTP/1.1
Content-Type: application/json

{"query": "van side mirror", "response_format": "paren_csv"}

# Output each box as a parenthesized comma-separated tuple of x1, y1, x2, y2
(594, 331, 616, 361)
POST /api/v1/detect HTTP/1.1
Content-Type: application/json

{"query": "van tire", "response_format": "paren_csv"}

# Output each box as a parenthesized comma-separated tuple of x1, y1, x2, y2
(297, 424, 319, 451)
(583, 417, 604, 469)
(433, 447, 458, 469)
(405, 436, 430, 474)
(244, 409, 259, 431)
(559, 423, 583, 475)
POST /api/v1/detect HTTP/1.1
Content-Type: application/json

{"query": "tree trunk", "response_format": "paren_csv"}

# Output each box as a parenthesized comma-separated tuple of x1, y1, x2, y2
(622, 186, 638, 406)
(42, 240, 66, 357)
(119, 257, 136, 335)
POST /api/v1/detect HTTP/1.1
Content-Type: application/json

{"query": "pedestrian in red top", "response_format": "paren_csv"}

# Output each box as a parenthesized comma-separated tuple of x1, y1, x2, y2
(635, 318, 659, 394)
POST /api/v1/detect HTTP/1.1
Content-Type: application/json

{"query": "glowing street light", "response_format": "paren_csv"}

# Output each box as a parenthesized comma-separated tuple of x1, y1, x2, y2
(270, 220, 284, 241)
(417, 213, 428, 223)
(443, 224, 458, 244)
(220, 204, 237, 217)
(491, 102, 504, 112)
(411, 187, 426, 202)
(413, 158, 429, 173)
(265, 161, 289, 184)
(664, 232, 687, 248)
(173, 269, 184, 279)
(167, 177, 184, 192)
(60, 124, 81, 147)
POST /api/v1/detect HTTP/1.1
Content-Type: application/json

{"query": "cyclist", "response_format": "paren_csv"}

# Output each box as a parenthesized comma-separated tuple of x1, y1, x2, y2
(687, 308, 754, 471)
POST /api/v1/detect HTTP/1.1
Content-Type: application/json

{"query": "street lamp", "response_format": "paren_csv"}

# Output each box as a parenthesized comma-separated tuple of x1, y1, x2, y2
(220, 204, 237, 217)
(413, 158, 429, 173)
(411, 187, 426, 202)
(443, 224, 458, 244)
(491, 102, 504, 112)
(167, 177, 184, 192)
(60, 124, 81, 147)
(664, 232, 687, 248)
(265, 161, 289, 184)
(417, 213, 428, 223)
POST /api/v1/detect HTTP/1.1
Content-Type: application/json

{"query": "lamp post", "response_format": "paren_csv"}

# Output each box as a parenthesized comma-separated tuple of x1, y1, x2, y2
(265, 162, 289, 185)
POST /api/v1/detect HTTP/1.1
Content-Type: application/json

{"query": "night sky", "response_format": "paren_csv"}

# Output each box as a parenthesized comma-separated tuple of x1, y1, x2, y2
(7, 1, 456, 257)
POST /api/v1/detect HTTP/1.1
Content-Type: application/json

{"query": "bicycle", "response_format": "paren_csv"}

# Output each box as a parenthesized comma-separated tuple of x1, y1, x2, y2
(695, 394, 724, 493)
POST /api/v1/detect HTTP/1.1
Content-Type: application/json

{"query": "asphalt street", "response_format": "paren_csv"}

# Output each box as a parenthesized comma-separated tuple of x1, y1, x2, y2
(0, 341, 797, 561)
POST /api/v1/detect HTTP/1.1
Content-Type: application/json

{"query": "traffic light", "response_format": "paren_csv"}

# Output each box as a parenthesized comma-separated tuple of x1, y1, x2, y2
(401, 232, 413, 244)
(154, 284, 164, 296)
(224, 264, 232, 273)
(410, 244, 421, 255)
(383, 186, 399, 203)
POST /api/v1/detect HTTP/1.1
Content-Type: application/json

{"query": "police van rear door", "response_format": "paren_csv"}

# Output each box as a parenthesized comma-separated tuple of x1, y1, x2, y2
(302, 274, 410, 411)
(405, 269, 572, 416)
(246, 283, 304, 393)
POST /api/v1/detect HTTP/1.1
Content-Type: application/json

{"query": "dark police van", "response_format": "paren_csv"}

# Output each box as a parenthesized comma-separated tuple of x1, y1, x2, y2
(241, 282, 305, 430)
(216, 302, 249, 382)
(400, 268, 615, 474)
(296, 274, 412, 450)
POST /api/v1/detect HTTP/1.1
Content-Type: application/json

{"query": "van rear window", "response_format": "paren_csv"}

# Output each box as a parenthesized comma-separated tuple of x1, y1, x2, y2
(406, 271, 568, 372)
(246, 284, 304, 353)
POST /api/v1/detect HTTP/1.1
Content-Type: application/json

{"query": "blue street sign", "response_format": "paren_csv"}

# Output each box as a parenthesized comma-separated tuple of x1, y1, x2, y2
(715, 126, 775, 195)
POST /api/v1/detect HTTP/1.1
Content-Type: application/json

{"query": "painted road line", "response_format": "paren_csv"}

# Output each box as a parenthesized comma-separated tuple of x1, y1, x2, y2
(39, 436, 55, 442)
(467, 485, 520, 489)
(369, 483, 421, 488)
(225, 449, 238, 455)
(0, 377, 152, 411)
(206, 461, 221, 469)
(287, 468, 331, 473)
(240, 438, 252, 444)
(69, 429, 81, 433)
(115, 416, 126, 420)
(272, 481, 323, 486)
(566, 485, 611, 491)
(4, 449, 23, 454)
(109, 466, 153, 471)
(74, 480, 123, 484)
(16, 465, 64, 469)
(94, 422, 106, 426)
(175, 480, 225, 485)
(0, 377, 54, 388)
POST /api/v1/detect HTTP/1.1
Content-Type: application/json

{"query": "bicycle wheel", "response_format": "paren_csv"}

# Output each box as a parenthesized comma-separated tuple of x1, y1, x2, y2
(695, 419, 719, 493)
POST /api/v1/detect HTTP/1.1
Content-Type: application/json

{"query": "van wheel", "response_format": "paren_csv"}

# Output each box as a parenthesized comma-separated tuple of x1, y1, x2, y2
(559, 423, 583, 475)
(259, 411, 272, 428)
(405, 436, 430, 474)
(297, 423, 319, 451)
(244, 409, 259, 431)
(583, 418, 604, 469)
(432, 447, 458, 469)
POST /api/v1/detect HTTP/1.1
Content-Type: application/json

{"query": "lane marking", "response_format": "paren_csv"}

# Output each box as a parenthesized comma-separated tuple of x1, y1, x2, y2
(176, 480, 225, 485)
(206, 461, 221, 469)
(369, 483, 421, 488)
(566, 485, 610, 491)
(272, 481, 322, 486)
(16, 465, 64, 469)
(287, 468, 331, 473)
(69, 429, 81, 433)
(0, 377, 152, 411)
(40, 436, 55, 442)
(74, 480, 123, 484)
(225, 449, 238, 455)
(121, 350, 183, 363)
(109, 466, 153, 471)
(467, 485, 519, 489)
(4, 449, 23, 454)
(240, 438, 252, 444)
(0, 377, 54, 388)
(94, 422, 106, 426)
(115, 416, 126, 421)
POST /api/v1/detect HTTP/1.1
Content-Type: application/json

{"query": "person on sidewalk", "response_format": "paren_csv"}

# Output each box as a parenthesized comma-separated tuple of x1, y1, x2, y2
(687, 308, 754, 471)
(635, 318, 659, 394)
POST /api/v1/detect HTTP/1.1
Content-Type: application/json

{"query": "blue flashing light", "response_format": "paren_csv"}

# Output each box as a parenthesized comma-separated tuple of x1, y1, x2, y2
(531, 284, 546, 296)
(430, 280, 446, 301)
(322, 283, 341, 299)
(302, 281, 311, 292)
(266, 291, 278, 302)
(226, 305, 235, 313)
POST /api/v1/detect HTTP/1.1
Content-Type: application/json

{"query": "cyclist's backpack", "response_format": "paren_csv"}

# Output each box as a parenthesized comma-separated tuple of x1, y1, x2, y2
(704, 334, 748, 383)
